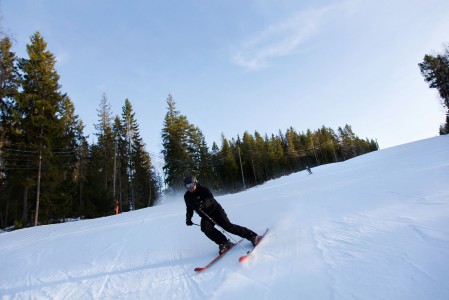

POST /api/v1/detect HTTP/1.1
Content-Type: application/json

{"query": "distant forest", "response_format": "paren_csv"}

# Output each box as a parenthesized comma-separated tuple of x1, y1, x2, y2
(0, 32, 378, 229)
(161, 95, 378, 193)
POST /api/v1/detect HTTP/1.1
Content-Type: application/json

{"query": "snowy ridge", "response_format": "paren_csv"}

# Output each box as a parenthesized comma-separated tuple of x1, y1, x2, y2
(1, 136, 448, 299)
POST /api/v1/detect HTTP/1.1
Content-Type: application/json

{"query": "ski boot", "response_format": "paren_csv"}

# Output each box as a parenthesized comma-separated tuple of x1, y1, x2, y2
(218, 240, 233, 254)
(250, 235, 262, 247)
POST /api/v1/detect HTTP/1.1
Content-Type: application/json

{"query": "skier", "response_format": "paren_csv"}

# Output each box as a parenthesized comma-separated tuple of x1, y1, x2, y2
(184, 175, 261, 254)
(305, 165, 313, 174)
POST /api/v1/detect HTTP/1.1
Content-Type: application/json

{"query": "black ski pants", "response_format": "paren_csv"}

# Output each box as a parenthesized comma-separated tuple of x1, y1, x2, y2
(200, 204, 256, 245)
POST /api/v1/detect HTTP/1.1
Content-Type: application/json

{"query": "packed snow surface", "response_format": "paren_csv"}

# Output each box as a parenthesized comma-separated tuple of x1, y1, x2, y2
(1, 136, 448, 299)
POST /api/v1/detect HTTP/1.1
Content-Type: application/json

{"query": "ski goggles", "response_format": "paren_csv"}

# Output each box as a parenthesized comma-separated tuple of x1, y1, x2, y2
(185, 182, 196, 189)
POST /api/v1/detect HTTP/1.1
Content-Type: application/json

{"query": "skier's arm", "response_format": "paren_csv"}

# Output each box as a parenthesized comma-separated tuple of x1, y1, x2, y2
(186, 206, 193, 221)
(185, 195, 194, 225)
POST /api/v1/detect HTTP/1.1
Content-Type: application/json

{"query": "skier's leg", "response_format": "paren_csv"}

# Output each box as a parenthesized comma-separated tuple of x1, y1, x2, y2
(200, 217, 227, 245)
(211, 205, 257, 240)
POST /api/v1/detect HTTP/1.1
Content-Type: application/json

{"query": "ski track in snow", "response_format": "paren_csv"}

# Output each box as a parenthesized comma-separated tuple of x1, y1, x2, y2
(1, 136, 449, 299)
(313, 197, 449, 300)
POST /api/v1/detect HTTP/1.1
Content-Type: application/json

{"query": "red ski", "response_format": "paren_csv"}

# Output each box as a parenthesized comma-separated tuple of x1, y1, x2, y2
(194, 239, 243, 272)
(239, 228, 269, 262)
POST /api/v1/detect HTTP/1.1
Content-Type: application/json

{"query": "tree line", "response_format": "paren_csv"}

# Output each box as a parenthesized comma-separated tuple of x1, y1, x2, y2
(1, 31, 378, 230)
(0, 32, 159, 229)
(161, 95, 378, 194)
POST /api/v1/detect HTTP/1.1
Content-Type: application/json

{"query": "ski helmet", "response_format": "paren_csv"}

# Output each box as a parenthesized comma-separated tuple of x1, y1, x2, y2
(183, 175, 197, 185)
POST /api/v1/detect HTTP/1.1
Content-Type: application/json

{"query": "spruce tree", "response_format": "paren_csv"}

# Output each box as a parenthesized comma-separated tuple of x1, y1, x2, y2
(209, 141, 222, 190)
(121, 99, 155, 209)
(241, 132, 258, 186)
(0, 35, 20, 127)
(318, 126, 339, 163)
(268, 133, 287, 178)
(86, 93, 115, 216)
(218, 134, 239, 191)
(419, 46, 449, 134)
(0, 34, 20, 228)
(14, 31, 71, 225)
(161, 95, 193, 190)
(254, 131, 267, 181)
(305, 129, 319, 167)
(94, 93, 115, 190)
(285, 127, 299, 171)
(188, 125, 213, 186)
(57, 96, 85, 219)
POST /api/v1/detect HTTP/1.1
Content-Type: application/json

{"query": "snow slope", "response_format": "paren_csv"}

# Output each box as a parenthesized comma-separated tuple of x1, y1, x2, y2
(1, 136, 448, 300)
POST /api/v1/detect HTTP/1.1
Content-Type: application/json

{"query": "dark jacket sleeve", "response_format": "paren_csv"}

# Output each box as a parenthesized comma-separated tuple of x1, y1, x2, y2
(184, 193, 194, 220)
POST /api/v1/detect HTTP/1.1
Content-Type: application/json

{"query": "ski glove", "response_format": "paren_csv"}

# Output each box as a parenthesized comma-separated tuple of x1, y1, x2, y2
(186, 218, 193, 226)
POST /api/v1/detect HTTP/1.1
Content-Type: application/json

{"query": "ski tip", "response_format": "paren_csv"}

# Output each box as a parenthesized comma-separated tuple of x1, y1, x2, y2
(239, 255, 250, 263)
(194, 267, 206, 272)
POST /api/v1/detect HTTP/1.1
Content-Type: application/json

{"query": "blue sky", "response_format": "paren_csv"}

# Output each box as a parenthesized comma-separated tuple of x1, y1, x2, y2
(1, 0, 448, 168)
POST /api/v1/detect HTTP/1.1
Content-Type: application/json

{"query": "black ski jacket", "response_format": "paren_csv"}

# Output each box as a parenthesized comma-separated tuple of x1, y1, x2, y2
(184, 184, 219, 220)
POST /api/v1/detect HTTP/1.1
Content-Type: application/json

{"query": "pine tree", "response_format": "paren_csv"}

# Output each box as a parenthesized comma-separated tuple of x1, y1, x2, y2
(85, 93, 115, 216)
(13, 31, 72, 225)
(254, 131, 268, 181)
(187, 125, 213, 186)
(419, 45, 449, 134)
(317, 126, 338, 164)
(209, 141, 222, 190)
(94, 93, 115, 190)
(0, 34, 21, 228)
(337, 124, 354, 160)
(285, 127, 300, 171)
(57, 96, 85, 219)
(240, 132, 258, 186)
(218, 134, 239, 191)
(161, 95, 193, 190)
(121, 99, 155, 209)
(269, 132, 287, 178)
(302, 129, 317, 167)
(0, 35, 20, 128)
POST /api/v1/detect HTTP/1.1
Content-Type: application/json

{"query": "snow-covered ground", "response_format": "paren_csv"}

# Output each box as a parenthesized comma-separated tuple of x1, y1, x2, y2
(1, 136, 448, 300)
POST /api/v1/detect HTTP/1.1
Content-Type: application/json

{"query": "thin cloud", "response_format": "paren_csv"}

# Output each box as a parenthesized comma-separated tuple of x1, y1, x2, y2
(232, 5, 335, 70)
